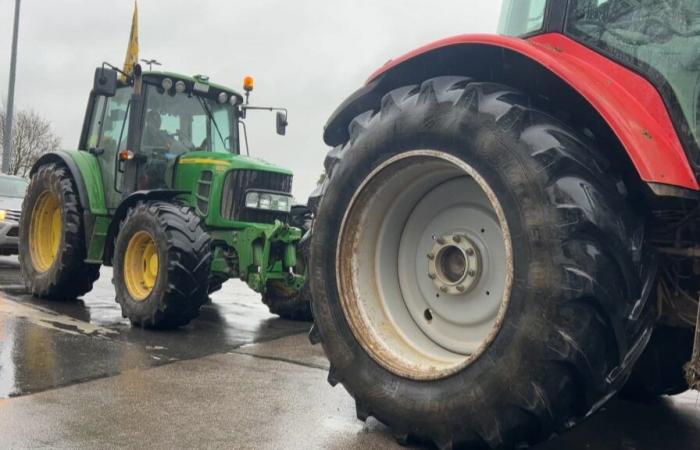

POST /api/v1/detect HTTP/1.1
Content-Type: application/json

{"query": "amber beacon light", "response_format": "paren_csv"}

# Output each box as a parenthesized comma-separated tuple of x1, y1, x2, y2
(243, 76, 254, 92)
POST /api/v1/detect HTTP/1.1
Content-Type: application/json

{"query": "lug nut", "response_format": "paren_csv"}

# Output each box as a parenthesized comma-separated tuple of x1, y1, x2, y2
(427, 253, 435, 260)
(468, 270, 476, 277)
(439, 286, 448, 293)
(453, 235, 462, 243)
(457, 285, 466, 292)
(436, 237, 446, 245)
(428, 272, 436, 280)
(466, 248, 475, 256)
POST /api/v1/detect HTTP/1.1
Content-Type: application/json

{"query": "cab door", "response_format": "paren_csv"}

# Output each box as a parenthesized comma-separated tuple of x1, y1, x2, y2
(84, 87, 132, 210)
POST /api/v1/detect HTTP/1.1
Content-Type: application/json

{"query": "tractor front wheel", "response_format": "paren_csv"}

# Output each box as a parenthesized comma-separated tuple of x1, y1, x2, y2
(19, 163, 100, 299)
(113, 202, 211, 329)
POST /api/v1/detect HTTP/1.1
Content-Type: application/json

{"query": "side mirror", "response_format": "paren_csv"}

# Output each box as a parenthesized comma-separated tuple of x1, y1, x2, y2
(93, 67, 118, 97)
(276, 111, 288, 136)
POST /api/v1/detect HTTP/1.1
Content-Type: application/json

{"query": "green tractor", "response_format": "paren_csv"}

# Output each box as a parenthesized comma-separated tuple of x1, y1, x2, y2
(18, 64, 311, 328)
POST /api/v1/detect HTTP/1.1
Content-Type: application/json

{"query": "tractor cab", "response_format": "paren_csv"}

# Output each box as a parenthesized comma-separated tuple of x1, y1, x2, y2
(80, 66, 287, 210)
(499, 0, 700, 158)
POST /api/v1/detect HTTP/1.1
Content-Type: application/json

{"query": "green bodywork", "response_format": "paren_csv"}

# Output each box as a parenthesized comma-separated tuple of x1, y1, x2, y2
(172, 152, 303, 291)
(48, 69, 304, 295)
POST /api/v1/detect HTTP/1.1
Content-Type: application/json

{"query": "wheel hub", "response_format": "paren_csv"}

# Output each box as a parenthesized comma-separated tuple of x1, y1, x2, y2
(428, 233, 481, 295)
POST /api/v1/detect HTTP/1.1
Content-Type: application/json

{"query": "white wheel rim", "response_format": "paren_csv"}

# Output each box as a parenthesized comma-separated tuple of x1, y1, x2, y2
(336, 150, 513, 380)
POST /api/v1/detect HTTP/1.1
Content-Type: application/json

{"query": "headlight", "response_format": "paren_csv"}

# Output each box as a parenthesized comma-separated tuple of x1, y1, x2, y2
(259, 194, 271, 210)
(245, 192, 259, 209)
(0, 210, 5, 221)
(245, 191, 292, 213)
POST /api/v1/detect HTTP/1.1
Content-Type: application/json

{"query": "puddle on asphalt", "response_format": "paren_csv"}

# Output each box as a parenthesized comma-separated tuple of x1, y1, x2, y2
(0, 259, 311, 398)
(0, 299, 117, 338)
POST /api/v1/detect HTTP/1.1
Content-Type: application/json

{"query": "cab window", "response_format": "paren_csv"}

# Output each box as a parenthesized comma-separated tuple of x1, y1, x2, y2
(141, 84, 235, 155)
(567, 0, 700, 149)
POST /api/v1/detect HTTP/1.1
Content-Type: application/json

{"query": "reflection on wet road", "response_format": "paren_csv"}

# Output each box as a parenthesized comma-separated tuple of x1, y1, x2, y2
(0, 255, 309, 398)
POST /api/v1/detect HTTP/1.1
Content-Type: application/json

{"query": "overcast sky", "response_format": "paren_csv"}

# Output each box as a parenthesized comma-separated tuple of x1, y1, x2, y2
(0, 0, 502, 199)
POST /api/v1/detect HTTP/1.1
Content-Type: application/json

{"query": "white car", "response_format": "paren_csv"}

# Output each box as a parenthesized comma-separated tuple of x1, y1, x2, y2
(0, 174, 28, 256)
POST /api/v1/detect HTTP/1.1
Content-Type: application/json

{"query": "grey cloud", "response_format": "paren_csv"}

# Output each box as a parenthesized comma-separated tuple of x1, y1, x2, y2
(1, 0, 502, 198)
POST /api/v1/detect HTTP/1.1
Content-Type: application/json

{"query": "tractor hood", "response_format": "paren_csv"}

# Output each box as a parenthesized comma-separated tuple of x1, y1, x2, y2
(178, 152, 292, 176)
(173, 150, 294, 228)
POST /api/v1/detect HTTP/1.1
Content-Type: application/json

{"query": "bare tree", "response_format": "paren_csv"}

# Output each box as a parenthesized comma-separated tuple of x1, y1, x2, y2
(0, 108, 61, 177)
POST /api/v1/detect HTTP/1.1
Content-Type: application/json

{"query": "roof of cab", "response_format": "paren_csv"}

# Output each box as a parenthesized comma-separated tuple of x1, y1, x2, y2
(142, 70, 244, 100)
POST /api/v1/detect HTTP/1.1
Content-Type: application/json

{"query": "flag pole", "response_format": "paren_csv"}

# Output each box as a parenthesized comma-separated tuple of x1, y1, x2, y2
(122, 1, 139, 82)
(2, 0, 21, 174)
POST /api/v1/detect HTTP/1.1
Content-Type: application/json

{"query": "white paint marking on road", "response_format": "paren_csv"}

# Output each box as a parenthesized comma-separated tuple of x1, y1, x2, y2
(0, 297, 117, 337)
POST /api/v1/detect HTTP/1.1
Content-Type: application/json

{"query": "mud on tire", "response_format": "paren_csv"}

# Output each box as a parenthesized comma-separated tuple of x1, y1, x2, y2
(309, 77, 657, 448)
(113, 201, 211, 329)
(19, 163, 100, 299)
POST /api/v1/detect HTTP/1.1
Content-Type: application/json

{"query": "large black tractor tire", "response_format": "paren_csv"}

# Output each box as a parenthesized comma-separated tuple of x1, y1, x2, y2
(262, 204, 313, 321)
(113, 201, 211, 329)
(309, 77, 657, 449)
(19, 163, 100, 299)
(621, 325, 693, 400)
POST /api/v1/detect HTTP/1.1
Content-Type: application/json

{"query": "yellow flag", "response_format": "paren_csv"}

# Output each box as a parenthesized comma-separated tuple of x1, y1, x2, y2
(122, 1, 139, 81)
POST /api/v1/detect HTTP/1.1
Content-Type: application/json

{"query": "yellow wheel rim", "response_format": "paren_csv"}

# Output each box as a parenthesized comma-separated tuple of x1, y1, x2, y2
(123, 231, 159, 301)
(29, 191, 62, 272)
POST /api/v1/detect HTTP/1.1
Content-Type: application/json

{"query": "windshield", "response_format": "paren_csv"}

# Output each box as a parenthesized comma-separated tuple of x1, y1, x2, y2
(0, 177, 28, 198)
(567, 0, 700, 150)
(142, 84, 237, 157)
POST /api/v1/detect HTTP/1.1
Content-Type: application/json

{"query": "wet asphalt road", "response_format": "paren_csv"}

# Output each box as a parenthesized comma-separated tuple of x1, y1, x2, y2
(1, 254, 700, 449)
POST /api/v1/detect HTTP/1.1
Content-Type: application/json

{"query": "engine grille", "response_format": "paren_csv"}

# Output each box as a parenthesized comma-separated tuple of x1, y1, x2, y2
(5, 210, 20, 223)
(221, 170, 292, 224)
(196, 171, 213, 215)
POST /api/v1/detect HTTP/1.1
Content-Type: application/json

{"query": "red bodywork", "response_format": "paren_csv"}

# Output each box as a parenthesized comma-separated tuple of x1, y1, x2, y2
(367, 33, 699, 190)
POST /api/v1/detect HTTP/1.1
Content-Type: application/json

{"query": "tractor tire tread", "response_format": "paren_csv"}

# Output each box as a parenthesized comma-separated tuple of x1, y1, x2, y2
(19, 163, 100, 300)
(309, 76, 657, 449)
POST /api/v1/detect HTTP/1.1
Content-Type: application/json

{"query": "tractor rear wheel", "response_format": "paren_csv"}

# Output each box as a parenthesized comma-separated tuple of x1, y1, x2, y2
(262, 205, 313, 321)
(19, 163, 100, 299)
(310, 77, 657, 448)
(113, 201, 211, 329)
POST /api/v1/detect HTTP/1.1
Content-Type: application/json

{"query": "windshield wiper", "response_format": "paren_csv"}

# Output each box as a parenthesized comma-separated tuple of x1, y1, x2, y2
(196, 96, 228, 151)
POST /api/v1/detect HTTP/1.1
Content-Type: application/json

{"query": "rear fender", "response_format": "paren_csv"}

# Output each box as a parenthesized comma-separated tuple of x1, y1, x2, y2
(30, 150, 107, 251)
(324, 33, 699, 195)
(31, 150, 107, 215)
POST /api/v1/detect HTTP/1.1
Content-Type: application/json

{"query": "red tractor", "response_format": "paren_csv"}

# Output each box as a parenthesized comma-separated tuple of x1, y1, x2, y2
(308, 1, 700, 448)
